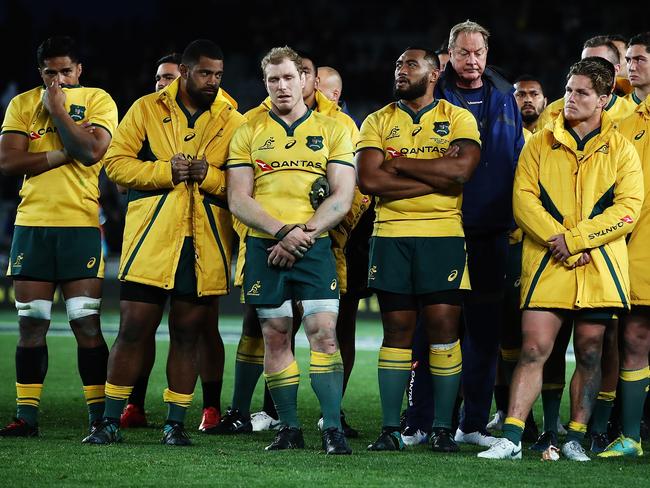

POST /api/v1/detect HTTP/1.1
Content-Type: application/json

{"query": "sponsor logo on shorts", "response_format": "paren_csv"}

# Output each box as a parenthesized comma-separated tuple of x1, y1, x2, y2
(386, 126, 400, 140)
(247, 281, 262, 296)
(411, 126, 422, 136)
(621, 215, 634, 224)
(68, 104, 86, 122)
(306, 135, 324, 151)
(447, 269, 458, 282)
(433, 121, 450, 137)
(258, 137, 275, 150)
(255, 159, 274, 172)
(368, 265, 377, 281)
(87, 257, 97, 268)
(635, 130, 645, 141)
(184, 133, 196, 142)
(330, 279, 337, 291)
(13, 253, 23, 268)
(285, 139, 297, 149)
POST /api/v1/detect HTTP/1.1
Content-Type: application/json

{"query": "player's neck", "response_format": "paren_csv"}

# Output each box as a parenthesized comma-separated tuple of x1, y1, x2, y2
(272, 102, 309, 125)
(636, 86, 650, 103)
(401, 94, 435, 113)
(524, 121, 537, 132)
(303, 92, 316, 110)
(566, 111, 602, 140)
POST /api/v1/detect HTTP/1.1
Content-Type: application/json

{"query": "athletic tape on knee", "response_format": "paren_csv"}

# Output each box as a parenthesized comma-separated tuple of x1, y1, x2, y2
(15, 300, 52, 320)
(301, 299, 339, 317)
(65, 296, 101, 321)
(256, 300, 293, 319)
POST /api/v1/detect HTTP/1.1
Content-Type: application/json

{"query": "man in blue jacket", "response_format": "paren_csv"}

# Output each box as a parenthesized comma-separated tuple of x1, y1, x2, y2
(402, 20, 524, 448)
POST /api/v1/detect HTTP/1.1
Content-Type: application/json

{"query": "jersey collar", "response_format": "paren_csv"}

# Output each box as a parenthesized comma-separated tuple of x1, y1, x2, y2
(396, 99, 439, 124)
(268, 107, 312, 136)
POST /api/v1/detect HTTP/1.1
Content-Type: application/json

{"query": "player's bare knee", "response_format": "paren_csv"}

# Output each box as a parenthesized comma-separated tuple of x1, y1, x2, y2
(520, 339, 552, 365)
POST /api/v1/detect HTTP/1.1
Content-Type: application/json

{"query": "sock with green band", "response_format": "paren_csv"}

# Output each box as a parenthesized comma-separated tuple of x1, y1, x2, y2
(566, 420, 587, 443)
(590, 390, 615, 434)
(232, 335, 265, 416)
(310, 350, 344, 430)
(378, 346, 411, 428)
(163, 388, 193, 424)
(503, 417, 525, 445)
(429, 341, 462, 429)
(620, 367, 650, 442)
(265, 361, 301, 428)
(541, 385, 564, 432)
(104, 382, 133, 421)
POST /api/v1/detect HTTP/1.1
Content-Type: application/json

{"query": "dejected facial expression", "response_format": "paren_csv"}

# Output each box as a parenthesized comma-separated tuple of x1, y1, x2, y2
(563, 74, 607, 122)
(39, 56, 82, 87)
(393, 49, 437, 101)
(265, 58, 306, 114)
(301, 58, 318, 101)
(514, 80, 547, 124)
(626, 44, 650, 90)
(155, 62, 180, 92)
(450, 32, 487, 85)
(182, 56, 223, 110)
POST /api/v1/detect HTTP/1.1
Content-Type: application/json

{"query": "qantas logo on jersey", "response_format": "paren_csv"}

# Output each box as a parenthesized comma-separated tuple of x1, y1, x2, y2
(31, 126, 58, 137)
(255, 159, 274, 172)
(387, 145, 449, 156)
(386, 126, 400, 140)
(635, 130, 646, 140)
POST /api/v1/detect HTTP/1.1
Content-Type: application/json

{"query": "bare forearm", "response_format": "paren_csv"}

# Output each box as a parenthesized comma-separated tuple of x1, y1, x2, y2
(230, 193, 284, 237)
(306, 191, 353, 235)
(0, 148, 64, 176)
(51, 110, 102, 165)
(394, 156, 470, 187)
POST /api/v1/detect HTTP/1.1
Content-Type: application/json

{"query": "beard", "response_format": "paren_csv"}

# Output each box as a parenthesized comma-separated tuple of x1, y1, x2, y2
(521, 111, 539, 124)
(187, 77, 218, 110)
(393, 75, 429, 101)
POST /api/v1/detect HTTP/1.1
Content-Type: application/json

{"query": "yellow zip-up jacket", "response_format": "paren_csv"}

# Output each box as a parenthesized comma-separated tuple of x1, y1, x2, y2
(537, 94, 636, 132)
(104, 79, 246, 295)
(514, 111, 643, 310)
(620, 94, 650, 305)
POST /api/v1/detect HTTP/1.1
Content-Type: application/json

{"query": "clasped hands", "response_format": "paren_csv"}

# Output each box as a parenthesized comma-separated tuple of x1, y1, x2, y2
(548, 234, 591, 269)
(267, 224, 316, 269)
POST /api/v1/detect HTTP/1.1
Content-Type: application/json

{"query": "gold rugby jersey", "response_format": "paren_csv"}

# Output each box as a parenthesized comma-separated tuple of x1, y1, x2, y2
(1, 85, 118, 227)
(619, 94, 650, 304)
(537, 94, 635, 131)
(625, 91, 645, 106)
(226, 109, 354, 239)
(356, 99, 480, 238)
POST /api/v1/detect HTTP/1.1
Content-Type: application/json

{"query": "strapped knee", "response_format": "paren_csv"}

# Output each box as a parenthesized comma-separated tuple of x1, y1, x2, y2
(65, 296, 101, 321)
(256, 300, 293, 319)
(300, 299, 339, 317)
(15, 300, 52, 320)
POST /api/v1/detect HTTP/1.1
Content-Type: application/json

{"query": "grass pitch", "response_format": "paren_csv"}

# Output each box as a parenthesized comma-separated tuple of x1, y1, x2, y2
(0, 313, 647, 487)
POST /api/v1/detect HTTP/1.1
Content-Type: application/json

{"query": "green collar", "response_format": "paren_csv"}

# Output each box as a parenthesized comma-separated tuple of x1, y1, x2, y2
(175, 94, 206, 129)
(397, 99, 439, 124)
(604, 94, 617, 111)
(268, 108, 312, 136)
(632, 91, 643, 105)
(566, 124, 601, 151)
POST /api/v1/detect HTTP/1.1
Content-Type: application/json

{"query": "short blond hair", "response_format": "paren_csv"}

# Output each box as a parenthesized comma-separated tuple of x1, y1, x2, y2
(260, 46, 303, 77)
(448, 20, 490, 50)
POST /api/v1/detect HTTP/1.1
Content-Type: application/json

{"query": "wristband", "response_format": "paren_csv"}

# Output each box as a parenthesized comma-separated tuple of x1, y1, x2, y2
(274, 223, 307, 240)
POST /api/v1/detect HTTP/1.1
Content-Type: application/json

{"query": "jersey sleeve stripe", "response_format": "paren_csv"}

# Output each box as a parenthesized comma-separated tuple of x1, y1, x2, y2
(90, 123, 112, 137)
(354, 146, 384, 155)
(328, 159, 355, 168)
(0, 129, 29, 137)
(224, 162, 253, 169)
